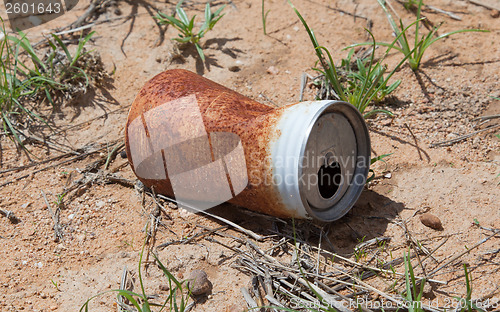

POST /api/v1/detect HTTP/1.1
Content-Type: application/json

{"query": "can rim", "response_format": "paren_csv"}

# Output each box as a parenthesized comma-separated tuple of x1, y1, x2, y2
(298, 101, 370, 221)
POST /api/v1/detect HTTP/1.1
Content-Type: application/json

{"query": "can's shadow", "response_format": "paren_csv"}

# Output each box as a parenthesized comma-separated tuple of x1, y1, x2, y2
(207, 188, 404, 257)
(326, 189, 405, 254)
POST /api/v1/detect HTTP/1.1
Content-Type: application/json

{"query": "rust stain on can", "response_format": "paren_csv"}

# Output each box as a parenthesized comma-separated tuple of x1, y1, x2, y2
(125, 69, 293, 218)
(126, 69, 371, 221)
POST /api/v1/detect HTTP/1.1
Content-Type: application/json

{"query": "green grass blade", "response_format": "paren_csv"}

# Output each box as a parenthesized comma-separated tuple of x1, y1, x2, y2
(370, 153, 393, 165)
(208, 10, 226, 32)
(357, 29, 380, 111)
(137, 241, 148, 309)
(262, 0, 270, 35)
(51, 34, 72, 64)
(153, 253, 184, 289)
(2, 112, 24, 148)
(176, 7, 190, 25)
(319, 46, 347, 100)
(403, 252, 414, 312)
(377, 0, 402, 39)
(370, 38, 424, 102)
(344, 42, 405, 54)
(414, 0, 422, 55)
(156, 13, 187, 32)
(204, 2, 211, 22)
(175, 0, 185, 10)
(188, 15, 196, 33)
(427, 28, 489, 47)
(200, 2, 211, 33)
(71, 31, 95, 67)
(195, 43, 205, 62)
(289, 2, 348, 101)
(12, 32, 47, 72)
(173, 36, 191, 43)
(364, 109, 394, 118)
(213, 5, 226, 20)
(398, 19, 412, 55)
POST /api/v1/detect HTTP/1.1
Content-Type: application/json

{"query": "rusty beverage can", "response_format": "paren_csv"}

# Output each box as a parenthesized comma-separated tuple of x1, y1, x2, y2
(125, 69, 370, 221)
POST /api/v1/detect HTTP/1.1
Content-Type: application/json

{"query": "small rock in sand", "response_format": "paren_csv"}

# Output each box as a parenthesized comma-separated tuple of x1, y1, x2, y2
(187, 269, 212, 296)
(266, 66, 279, 75)
(420, 213, 443, 230)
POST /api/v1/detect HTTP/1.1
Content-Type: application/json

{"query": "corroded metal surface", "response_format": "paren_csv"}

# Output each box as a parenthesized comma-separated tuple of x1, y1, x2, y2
(125, 69, 292, 217)
(125, 69, 371, 220)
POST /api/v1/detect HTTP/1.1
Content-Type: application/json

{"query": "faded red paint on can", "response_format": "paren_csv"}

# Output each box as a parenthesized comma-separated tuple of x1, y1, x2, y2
(125, 69, 293, 217)
(125, 69, 371, 221)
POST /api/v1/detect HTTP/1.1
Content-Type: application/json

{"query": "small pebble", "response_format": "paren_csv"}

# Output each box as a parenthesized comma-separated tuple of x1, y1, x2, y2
(187, 269, 211, 296)
(179, 207, 194, 219)
(420, 213, 443, 230)
(159, 284, 170, 291)
(21, 202, 31, 209)
(266, 66, 279, 75)
(422, 283, 435, 299)
(491, 10, 500, 18)
(120, 150, 127, 158)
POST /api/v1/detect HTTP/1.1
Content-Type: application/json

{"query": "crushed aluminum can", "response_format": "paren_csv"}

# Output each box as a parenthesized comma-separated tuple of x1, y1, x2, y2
(125, 69, 370, 221)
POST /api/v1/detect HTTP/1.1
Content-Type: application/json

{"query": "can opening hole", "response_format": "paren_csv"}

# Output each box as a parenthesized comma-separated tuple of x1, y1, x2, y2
(318, 161, 342, 199)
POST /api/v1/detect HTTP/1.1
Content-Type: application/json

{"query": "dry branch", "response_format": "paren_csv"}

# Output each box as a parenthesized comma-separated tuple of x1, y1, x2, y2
(156, 194, 265, 241)
(430, 124, 500, 147)
(41, 190, 63, 242)
(0, 209, 21, 224)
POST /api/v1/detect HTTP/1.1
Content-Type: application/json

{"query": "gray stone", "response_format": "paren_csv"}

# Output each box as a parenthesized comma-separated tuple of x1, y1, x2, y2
(187, 269, 212, 296)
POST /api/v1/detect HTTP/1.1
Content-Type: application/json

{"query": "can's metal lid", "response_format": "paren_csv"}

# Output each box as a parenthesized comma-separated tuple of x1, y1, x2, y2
(301, 112, 358, 210)
(271, 100, 370, 221)
(299, 102, 370, 221)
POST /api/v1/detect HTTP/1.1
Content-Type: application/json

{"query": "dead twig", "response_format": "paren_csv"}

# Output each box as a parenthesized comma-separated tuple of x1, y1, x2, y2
(299, 72, 311, 102)
(259, 92, 279, 107)
(157, 225, 227, 249)
(468, 0, 500, 11)
(478, 225, 500, 234)
(472, 114, 500, 122)
(41, 190, 63, 242)
(430, 124, 500, 147)
(0, 209, 21, 224)
(428, 232, 497, 277)
(404, 123, 425, 161)
(117, 266, 130, 312)
(69, 0, 113, 29)
(104, 142, 125, 170)
(0, 151, 73, 175)
(156, 194, 266, 241)
(241, 287, 258, 309)
(289, 241, 446, 284)
(0, 142, 113, 188)
(424, 5, 462, 20)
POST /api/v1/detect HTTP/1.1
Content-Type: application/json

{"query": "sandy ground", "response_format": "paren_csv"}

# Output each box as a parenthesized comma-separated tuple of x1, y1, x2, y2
(0, 0, 499, 311)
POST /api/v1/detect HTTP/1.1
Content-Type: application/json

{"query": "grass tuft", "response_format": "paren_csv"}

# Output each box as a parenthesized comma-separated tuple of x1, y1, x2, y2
(262, 0, 270, 35)
(1, 17, 104, 148)
(289, 1, 421, 118)
(80, 241, 191, 312)
(347, 0, 489, 71)
(155, 0, 225, 62)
